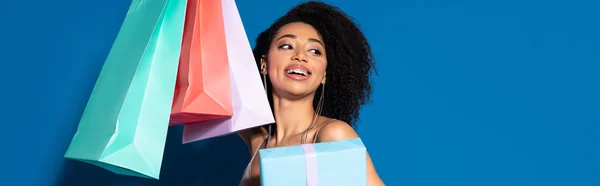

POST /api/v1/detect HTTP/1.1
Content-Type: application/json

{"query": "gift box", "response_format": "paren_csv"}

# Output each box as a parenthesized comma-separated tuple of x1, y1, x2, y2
(259, 138, 367, 186)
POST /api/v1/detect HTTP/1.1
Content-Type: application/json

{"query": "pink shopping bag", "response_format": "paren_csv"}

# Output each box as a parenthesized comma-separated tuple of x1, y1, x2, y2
(169, 0, 233, 125)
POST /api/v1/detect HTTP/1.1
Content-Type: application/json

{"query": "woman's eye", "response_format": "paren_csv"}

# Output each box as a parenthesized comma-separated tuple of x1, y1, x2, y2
(309, 49, 322, 55)
(279, 44, 293, 50)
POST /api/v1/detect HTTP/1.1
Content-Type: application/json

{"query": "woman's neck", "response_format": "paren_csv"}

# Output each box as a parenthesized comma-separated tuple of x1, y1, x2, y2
(271, 93, 316, 144)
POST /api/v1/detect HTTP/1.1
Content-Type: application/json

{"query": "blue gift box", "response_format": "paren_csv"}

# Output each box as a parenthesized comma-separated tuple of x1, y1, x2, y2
(258, 138, 367, 186)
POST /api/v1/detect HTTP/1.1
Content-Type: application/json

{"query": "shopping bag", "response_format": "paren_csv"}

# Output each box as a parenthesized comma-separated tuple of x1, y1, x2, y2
(259, 138, 367, 186)
(169, 0, 233, 125)
(180, 0, 275, 143)
(63, 0, 187, 179)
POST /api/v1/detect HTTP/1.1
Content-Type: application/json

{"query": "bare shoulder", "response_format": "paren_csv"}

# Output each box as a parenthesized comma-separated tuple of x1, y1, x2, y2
(315, 119, 359, 142)
(317, 119, 386, 185)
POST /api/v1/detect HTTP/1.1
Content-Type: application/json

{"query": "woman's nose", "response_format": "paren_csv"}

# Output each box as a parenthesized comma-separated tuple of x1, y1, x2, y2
(292, 52, 308, 62)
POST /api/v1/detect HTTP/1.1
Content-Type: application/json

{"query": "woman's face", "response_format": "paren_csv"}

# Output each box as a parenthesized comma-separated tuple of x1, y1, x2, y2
(263, 22, 327, 98)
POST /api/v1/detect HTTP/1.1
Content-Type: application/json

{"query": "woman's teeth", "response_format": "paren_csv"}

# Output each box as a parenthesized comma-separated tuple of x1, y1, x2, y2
(286, 69, 309, 76)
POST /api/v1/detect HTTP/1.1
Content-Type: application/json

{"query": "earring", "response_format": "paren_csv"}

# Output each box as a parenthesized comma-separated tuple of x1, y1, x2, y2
(262, 73, 267, 91)
(316, 83, 325, 116)
(262, 72, 272, 147)
(266, 124, 272, 148)
(260, 61, 272, 147)
(301, 83, 326, 144)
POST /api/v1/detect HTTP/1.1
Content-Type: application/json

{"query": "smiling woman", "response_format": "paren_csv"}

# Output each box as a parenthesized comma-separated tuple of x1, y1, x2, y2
(237, 1, 384, 186)
(264, 23, 329, 99)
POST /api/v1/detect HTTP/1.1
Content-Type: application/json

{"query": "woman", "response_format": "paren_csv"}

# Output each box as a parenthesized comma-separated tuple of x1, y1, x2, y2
(238, 1, 385, 185)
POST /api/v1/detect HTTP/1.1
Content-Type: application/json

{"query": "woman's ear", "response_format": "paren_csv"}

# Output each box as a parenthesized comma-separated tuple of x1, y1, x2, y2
(260, 55, 267, 74)
(321, 71, 327, 84)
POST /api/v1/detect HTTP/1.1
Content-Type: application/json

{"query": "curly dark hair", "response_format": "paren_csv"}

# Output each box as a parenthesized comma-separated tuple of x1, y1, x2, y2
(253, 1, 376, 128)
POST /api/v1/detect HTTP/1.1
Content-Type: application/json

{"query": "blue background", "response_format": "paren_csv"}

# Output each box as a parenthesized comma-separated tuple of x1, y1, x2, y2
(1, 0, 598, 185)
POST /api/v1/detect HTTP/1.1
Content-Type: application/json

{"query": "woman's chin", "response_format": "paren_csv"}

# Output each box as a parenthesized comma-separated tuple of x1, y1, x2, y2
(274, 87, 316, 100)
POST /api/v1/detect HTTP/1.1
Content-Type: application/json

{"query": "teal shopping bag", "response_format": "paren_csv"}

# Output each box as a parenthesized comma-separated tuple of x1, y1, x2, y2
(63, 0, 187, 179)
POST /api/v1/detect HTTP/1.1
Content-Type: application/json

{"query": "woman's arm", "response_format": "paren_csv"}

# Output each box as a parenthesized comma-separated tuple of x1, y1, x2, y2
(316, 121, 386, 186)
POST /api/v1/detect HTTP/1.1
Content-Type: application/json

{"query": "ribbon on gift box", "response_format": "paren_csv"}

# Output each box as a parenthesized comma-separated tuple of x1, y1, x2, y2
(301, 144, 319, 186)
